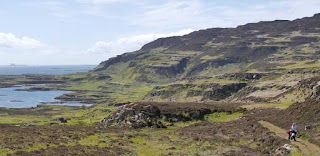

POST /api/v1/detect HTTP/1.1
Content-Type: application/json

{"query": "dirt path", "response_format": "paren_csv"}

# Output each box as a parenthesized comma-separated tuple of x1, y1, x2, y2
(259, 121, 320, 156)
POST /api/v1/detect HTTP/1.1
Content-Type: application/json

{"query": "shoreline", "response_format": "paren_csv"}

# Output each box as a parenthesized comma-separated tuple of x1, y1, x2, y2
(0, 83, 95, 109)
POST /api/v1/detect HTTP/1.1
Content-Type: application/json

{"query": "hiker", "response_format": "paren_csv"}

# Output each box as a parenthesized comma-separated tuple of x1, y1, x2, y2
(287, 123, 297, 141)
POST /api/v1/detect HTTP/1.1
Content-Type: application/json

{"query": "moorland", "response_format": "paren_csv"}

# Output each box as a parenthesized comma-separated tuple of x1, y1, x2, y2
(1, 13, 320, 155)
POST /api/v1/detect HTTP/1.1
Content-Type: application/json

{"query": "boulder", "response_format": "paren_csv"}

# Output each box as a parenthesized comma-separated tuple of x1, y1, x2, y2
(305, 125, 312, 130)
(310, 81, 320, 100)
(53, 117, 68, 123)
(275, 144, 291, 155)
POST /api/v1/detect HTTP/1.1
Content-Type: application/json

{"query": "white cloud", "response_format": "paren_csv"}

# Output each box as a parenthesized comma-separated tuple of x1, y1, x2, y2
(0, 33, 44, 49)
(85, 29, 194, 58)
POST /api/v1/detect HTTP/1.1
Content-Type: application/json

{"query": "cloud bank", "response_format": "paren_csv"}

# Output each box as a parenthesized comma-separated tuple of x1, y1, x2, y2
(85, 29, 194, 58)
(0, 33, 43, 49)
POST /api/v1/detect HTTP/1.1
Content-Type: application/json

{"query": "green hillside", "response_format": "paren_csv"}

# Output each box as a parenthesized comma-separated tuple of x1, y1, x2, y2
(54, 13, 320, 106)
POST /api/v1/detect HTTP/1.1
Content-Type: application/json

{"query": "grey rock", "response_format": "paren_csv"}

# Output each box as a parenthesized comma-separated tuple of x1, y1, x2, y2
(305, 125, 312, 130)
(275, 144, 291, 155)
(101, 103, 164, 128)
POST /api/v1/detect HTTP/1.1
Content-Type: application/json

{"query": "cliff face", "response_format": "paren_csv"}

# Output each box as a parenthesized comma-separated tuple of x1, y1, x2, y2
(77, 13, 320, 103)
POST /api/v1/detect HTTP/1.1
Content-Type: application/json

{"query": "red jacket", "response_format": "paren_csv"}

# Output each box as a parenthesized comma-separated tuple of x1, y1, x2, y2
(287, 129, 290, 134)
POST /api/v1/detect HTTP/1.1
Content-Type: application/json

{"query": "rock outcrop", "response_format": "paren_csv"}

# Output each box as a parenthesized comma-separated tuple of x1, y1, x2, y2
(147, 83, 247, 101)
(216, 73, 265, 81)
(101, 103, 166, 128)
(101, 102, 234, 128)
(310, 81, 320, 101)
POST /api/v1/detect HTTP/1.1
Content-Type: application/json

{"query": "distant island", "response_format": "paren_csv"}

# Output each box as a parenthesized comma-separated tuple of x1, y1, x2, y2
(9, 64, 26, 67)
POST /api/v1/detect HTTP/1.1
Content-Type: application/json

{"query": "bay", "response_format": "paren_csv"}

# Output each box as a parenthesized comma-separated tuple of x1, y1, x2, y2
(0, 65, 96, 108)
(0, 86, 91, 108)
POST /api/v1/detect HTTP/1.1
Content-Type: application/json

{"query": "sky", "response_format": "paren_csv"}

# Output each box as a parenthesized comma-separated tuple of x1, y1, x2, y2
(0, 0, 319, 65)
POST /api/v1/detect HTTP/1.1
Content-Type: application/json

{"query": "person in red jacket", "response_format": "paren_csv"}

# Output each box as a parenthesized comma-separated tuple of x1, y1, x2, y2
(287, 123, 297, 141)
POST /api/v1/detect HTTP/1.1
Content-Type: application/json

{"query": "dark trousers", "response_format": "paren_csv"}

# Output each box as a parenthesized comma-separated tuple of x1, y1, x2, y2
(288, 131, 297, 141)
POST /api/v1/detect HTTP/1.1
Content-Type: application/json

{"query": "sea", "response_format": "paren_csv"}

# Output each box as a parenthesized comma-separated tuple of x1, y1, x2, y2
(0, 65, 96, 75)
(0, 65, 96, 108)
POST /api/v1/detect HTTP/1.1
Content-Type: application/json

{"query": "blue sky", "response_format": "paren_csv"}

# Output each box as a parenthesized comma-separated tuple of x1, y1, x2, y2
(0, 0, 319, 65)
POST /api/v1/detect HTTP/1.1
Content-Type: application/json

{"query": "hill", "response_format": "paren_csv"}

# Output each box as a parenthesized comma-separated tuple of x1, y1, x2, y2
(53, 13, 320, 105)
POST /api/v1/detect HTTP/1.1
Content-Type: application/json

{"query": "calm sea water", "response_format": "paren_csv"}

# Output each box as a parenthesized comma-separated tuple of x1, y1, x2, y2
(0, 86, 91, 108)
(0, 65, 96, 108)
(0, 65, 96, 75)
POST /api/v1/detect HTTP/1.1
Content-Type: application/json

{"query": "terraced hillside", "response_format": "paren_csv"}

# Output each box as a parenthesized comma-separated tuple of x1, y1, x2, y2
(50, 13, 320, 107)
